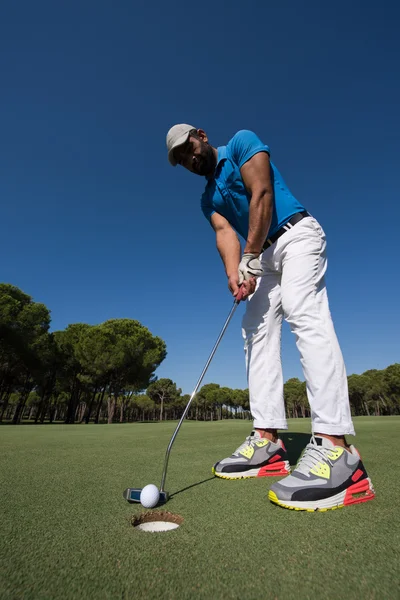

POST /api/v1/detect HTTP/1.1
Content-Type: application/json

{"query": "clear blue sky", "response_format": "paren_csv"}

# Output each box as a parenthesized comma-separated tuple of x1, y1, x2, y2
(1, 1, 399, 394)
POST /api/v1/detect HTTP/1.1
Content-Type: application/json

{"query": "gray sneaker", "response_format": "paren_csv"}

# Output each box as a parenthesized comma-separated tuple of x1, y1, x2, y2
(212, 430, 290, 479)
(269, 435, 375, 511)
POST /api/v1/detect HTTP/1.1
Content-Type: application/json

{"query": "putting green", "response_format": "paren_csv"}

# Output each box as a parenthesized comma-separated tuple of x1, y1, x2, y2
(0, 417, 399, 599)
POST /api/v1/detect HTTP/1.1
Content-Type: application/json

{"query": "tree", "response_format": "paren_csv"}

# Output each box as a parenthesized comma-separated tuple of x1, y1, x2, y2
(170, 393, 190, 420)
(133, 394, 155, 421)
(76, 319, 166, 424)
(147, 378, 181, 421)
(363, 369, 390, 416)
(284, 378, 308, 418)
(383, 364, 400, 414)
(2, 281, 399, 424)
(53, 324, 93, 424)
(197, 383, 220, 421)
(213, 387, 231, 420)
(231, 389, 248, 418)
(0, 284, 51, 423)
(31, 333, 62, 424)
(348, 373, 370, 416)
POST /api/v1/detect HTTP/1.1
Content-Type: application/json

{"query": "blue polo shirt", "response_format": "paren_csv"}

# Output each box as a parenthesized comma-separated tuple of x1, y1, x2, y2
(201, 130, 305, 240)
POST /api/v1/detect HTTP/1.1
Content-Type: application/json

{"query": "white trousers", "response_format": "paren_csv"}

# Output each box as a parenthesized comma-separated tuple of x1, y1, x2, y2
(242, 216, 355, 435)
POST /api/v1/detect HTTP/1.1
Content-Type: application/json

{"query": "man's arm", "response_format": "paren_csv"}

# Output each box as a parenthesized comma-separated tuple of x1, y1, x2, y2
(210, 212, 255, 298)
(240, 152, 274, 254)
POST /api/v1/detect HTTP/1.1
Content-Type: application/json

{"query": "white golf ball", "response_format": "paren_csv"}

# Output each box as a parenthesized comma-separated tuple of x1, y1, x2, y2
(140, 484, 160, 508)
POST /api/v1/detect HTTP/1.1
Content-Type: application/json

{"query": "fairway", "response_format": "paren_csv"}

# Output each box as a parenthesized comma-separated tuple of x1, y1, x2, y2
(1, 418, 399, 599)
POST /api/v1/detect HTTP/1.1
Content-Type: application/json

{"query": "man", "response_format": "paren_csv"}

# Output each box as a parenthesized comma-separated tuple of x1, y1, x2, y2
(166, 124, 375, 511)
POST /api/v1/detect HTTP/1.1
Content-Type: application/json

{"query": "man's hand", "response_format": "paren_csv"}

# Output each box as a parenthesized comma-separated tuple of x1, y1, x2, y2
(228, 274, 257, 300)
(238, 253, 263, 284)
(209, 213, 260, 300)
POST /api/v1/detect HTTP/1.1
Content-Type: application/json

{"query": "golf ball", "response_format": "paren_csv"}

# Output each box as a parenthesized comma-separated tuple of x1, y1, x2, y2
(140, 484, 160, 508)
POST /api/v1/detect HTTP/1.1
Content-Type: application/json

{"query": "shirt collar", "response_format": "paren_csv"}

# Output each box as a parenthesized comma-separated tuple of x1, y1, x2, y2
(206, 145, 227, 181)
(217, 145, 227, 165)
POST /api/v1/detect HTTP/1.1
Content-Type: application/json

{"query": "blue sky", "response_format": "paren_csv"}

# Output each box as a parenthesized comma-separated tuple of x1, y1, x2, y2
(1, 0, 399, 394)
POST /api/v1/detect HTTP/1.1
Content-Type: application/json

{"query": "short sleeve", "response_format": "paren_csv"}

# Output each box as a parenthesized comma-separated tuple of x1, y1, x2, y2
(229, 130, 270, 169)
(201, 190, 215, 223)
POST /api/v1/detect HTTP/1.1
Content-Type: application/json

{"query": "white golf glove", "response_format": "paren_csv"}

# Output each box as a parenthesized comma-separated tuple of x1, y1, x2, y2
(238, 253, 263, 284)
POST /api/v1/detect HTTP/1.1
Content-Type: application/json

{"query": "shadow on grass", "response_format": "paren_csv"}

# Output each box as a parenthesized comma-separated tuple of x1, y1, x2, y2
(0, 421, 67, 425)
(280, 432, 310, 465)
(168, 433, 311, 500)
(0, 420, 163, 425)
(171, 477, 216, 498)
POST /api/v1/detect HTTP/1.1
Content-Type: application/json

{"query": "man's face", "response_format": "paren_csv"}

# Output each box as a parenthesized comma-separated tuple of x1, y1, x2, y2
(174, 130, 217, 177)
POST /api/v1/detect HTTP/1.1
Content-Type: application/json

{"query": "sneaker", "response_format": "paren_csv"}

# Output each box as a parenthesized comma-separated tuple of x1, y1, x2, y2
(269, 435, 375, 511)
(212, 430, 290, 479)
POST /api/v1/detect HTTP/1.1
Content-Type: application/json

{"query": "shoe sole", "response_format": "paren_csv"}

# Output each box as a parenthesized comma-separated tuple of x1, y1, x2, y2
(268, 477, 375, 512)
(212, 460, 291, 479)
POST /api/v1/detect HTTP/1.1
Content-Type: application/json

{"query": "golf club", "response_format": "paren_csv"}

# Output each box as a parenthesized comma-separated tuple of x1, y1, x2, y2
(123, 286, 245, 505)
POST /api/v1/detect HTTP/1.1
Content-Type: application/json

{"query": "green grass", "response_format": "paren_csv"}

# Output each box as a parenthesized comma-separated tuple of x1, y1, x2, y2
(0, 418, 399, 600)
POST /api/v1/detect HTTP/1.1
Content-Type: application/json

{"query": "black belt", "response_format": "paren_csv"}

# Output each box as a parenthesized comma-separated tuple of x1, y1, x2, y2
(263, 211, 310, 250)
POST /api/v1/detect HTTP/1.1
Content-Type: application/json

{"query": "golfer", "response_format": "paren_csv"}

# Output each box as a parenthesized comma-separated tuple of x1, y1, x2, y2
(166, 124, 375, 511)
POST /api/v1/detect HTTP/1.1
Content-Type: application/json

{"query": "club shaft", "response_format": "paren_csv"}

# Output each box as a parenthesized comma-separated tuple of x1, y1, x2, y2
(160, 297, 241, 492)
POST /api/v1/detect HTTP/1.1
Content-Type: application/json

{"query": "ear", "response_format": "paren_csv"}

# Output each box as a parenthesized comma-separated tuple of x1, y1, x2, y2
(196, 129, 208, 143)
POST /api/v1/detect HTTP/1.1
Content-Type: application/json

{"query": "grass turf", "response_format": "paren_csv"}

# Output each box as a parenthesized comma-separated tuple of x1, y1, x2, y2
(0, 417, 399, 599)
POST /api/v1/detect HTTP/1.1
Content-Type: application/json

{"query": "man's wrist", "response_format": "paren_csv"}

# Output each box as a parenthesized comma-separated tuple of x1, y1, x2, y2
(243, 248, 261, 256)
(227, 271, 239, 279)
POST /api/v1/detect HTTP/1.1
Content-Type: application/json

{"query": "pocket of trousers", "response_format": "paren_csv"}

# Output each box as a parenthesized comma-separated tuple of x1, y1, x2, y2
(306, 217, 325, 239)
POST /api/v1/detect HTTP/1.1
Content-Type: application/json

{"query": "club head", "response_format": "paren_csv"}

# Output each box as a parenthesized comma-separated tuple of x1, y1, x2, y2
(123, 488, 169, 505)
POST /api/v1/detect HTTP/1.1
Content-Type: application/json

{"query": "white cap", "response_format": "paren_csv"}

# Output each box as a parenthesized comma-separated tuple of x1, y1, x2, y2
(166, 123, 196, 166)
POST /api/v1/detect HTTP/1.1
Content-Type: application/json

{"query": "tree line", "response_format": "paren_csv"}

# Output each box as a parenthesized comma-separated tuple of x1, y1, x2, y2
(1, 283, 399, 424)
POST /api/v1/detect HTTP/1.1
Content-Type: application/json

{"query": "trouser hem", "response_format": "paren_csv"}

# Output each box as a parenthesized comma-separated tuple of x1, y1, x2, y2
(312, 424, 356, 436)
(253, 420, 288, 430)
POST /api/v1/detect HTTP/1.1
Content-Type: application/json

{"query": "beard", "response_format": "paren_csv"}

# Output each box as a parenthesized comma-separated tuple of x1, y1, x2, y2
(194, 142, 217, 177)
